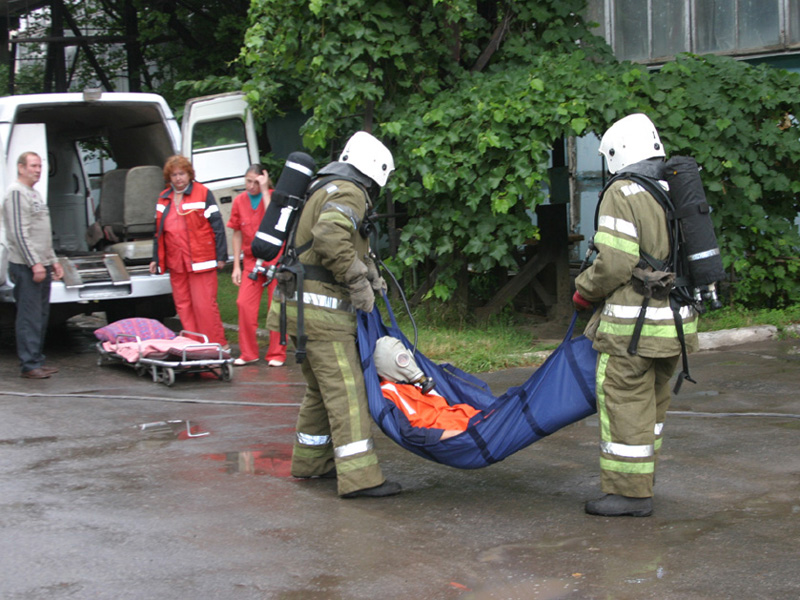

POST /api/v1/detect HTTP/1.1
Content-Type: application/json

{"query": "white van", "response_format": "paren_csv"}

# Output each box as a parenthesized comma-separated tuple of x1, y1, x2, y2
(0, 90, 259, 326)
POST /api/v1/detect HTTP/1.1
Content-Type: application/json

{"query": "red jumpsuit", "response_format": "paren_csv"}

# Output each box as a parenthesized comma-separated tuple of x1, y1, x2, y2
(227, 191, 286, 364)
(154, 182, 228, 346)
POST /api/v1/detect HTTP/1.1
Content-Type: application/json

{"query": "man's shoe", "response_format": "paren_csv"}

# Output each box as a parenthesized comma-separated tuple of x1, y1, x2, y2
(21, 368, 51, 379)
(267, 359, 284, 367)
(40, 366, 59, 375)
(342, 480, 402, 499)
(233, 357, 258, 366)
(585, 494, 653, 517)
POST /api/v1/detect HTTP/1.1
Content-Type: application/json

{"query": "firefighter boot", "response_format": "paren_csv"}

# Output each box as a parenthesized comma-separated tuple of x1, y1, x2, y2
(585, 494, 653, 517)
(341, 480, 402, 499)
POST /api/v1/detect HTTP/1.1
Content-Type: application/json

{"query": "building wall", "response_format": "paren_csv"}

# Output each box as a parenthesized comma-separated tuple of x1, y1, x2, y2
(571, 0, 800, 256)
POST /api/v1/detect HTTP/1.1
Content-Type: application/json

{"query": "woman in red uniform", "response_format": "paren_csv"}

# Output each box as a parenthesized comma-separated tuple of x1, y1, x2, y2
(149, 155, 228, 348)
(227, 164, 286, 366)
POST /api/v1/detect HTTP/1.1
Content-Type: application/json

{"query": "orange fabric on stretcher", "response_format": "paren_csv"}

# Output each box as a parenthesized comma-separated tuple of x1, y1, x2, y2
(379, 380, 481, 432)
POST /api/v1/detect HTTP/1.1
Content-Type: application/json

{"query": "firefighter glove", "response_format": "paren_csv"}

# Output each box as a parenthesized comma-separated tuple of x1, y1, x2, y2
(572, 290, 593, 311)
(366, 258, 388, 294)
(345, 259, 375, 312)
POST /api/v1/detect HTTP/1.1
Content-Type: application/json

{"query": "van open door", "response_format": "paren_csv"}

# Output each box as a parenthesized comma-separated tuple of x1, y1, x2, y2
(181, 92, 260, 256)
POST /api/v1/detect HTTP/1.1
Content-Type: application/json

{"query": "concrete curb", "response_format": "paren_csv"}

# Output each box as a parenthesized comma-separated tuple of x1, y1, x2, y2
(698, 323, 800, 351)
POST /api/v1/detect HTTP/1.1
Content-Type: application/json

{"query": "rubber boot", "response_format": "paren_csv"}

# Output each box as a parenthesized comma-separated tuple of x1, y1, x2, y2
(585, 494, 653, 517)
(341, 480, 402, 499)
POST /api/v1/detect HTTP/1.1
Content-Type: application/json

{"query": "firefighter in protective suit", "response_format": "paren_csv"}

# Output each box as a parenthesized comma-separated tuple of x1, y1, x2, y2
(574, 114, 698, 517)
(266, 131, 401, 498)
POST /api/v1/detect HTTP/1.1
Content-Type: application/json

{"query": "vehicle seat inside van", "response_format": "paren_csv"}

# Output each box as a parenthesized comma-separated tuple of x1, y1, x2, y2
(123, 166, 164, 239)
(98, 169, 129, 242)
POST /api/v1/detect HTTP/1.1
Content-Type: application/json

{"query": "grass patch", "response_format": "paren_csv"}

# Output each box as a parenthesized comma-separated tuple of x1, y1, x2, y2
(217, 268, 800, 372)
(216, 266, 272, 346)
(400, 320, 558, 374)
(392, 303, 561, 373)
(697, 304, 800, 332)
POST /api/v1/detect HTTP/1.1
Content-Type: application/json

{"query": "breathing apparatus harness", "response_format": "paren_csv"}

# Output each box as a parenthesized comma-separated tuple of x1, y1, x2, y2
(272, 163, 378, 363)
(589, 156, 725, 393)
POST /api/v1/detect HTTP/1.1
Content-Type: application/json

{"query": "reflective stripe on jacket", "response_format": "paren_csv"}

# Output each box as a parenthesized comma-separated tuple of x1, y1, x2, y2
(576, 178, 698, 358)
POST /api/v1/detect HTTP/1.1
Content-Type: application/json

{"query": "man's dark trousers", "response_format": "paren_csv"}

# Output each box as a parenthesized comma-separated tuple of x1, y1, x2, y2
(9, 262, 51, 373)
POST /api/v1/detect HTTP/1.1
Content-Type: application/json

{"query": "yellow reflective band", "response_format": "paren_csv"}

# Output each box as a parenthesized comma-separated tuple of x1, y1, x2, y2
(596, 354, 611, 442)
(336, 453, 379, 473)
(600, 457, 655, 474)
(655, 438, 663, 451)
(281, 303, 356, 325)
(334, 341, 362, 438)
(293, 445, 331, 458)
(594, 231, 639, 257)
(598, 320, 697, 338)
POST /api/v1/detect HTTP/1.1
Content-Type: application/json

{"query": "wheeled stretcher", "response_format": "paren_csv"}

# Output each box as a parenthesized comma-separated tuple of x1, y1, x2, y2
(94, 318, 233, 386)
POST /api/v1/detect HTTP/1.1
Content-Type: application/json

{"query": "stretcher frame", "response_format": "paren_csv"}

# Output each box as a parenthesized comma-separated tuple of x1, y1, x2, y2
(96, 330, 234, 386)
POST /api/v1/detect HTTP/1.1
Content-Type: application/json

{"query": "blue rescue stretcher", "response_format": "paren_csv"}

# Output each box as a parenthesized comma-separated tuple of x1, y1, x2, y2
(357, 295, 598, 469)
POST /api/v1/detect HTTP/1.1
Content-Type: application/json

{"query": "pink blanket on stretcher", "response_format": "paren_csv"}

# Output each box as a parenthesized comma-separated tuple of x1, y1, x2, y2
(102, 336, 230, 363)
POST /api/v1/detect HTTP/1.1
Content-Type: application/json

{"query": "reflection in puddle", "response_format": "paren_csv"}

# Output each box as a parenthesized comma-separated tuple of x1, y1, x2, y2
(138, 420, 209, 440)
(206, 442, 293, 477)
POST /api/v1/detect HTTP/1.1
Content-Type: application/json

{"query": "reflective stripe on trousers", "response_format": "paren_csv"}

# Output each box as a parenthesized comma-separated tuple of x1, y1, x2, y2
(595, 352, 678, 497)
(291, 338, 383, 494)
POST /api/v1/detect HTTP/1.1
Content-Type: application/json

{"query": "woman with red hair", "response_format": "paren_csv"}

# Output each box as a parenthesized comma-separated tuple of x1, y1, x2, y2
(149, 155, 228, 348)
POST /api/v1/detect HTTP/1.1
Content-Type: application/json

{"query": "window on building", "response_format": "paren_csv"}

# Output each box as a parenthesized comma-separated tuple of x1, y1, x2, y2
(791, 0, 800, 42)
(588, 0, 796, 62)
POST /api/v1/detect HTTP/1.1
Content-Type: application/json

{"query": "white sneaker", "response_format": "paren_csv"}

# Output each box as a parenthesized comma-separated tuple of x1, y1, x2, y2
(234, 358, 258, 366)
(267, 359, 285, 367)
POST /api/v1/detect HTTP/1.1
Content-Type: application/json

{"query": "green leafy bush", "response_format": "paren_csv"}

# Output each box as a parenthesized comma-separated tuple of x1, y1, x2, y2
(236, 0, 800, 309)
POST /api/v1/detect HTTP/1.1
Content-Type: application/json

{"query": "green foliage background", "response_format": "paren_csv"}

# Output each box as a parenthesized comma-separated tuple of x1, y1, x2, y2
(10, 0, 798, 309)
(236, 0, 800, 309)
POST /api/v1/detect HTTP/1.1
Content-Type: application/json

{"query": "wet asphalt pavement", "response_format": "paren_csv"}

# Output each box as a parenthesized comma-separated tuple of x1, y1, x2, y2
(1, 319, 798, 599)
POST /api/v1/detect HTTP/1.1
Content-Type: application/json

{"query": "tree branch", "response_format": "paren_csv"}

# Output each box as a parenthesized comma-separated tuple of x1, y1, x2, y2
(470, 7, 514, 73)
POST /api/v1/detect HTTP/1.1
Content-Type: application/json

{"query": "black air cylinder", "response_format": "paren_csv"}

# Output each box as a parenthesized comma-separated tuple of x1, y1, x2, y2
(251, 152, 317, 261)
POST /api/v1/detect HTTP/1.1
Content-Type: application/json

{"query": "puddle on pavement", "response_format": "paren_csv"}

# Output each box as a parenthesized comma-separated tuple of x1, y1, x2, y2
(205, 442, 293, 477)
(137, 419, 209, 440)
(0, 436, 59, 446)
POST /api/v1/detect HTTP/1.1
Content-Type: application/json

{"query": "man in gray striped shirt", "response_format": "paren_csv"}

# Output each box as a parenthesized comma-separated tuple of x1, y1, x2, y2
(3, 151, 64, 379)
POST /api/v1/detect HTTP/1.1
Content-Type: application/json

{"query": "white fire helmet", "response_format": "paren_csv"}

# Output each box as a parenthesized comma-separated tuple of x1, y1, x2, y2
(339, 131, 395, 187)
(598, 113, 665, 174)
